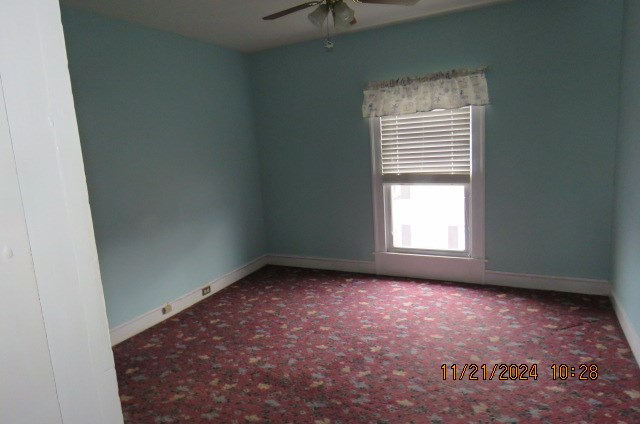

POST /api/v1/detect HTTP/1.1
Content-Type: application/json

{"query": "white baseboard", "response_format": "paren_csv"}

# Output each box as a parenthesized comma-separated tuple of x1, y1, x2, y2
(484, 270, 611, 296)
(109, 255, 268, 346)
(267, 256, 610, 297)
(610, 292, 640, 367)
(109, 254, 614, 346)
(265, 255, 610, 296)
(266, 254, 376, 274)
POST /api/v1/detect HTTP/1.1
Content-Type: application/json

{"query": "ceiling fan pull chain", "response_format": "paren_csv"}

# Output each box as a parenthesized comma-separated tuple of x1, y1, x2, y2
(324, 10, 334, 51)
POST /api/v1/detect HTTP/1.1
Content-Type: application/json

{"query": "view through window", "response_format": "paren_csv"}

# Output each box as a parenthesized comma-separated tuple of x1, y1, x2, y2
(389, 184, 466, 251)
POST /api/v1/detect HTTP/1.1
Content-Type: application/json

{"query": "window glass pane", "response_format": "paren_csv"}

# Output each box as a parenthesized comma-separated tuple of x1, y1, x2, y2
(390, 184, 466, 251)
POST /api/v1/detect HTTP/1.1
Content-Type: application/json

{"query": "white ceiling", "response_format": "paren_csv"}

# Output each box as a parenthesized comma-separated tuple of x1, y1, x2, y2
(60, 0, 511, 53)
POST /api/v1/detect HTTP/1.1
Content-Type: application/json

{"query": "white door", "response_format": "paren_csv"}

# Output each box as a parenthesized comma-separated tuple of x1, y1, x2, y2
(0, 77, 63, 423)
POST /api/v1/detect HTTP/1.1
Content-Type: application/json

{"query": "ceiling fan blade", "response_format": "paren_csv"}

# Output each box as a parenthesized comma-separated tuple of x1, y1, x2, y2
(354, 0, 420, 5)
(263, 1, 324, 20)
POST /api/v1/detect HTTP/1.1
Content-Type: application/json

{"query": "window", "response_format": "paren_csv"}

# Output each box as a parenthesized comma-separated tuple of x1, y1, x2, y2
(370, 106, 485, 281)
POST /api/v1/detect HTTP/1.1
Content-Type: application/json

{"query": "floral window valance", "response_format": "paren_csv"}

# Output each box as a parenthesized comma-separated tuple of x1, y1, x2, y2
(362, 67, 489, 118)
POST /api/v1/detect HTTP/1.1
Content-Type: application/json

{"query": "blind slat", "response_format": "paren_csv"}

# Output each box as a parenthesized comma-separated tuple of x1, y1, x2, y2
(383, 162, 470, 169)
(381, 140, 469, 148)
(381, 136, 469, 144)
(381, 116, 468, 126)
(382, 152, 470, 160)
(382, 119, 469, 125)
(383, 124, 468, 131)
(381, 132, 469, 140)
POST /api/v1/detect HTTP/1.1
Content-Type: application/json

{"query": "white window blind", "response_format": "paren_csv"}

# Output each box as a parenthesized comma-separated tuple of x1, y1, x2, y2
(380, 107, 471, 183)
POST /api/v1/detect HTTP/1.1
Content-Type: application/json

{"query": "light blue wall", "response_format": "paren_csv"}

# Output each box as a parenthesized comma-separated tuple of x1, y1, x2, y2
(251, 0, 623, 280)
(62, 7, 266, 327)
(612, 0, 640, 341)
(62, 0, 628, 328)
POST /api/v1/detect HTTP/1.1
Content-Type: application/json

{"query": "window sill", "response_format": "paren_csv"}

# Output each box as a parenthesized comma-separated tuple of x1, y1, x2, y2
(374, 251, 485, 284)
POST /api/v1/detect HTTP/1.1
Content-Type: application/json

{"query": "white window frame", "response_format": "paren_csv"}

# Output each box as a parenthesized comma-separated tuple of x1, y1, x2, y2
(370, 106, 486, 283)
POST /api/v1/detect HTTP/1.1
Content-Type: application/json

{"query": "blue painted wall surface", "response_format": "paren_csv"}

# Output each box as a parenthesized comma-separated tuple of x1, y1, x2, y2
(62, 8, 266, 327)
(251, 0, 623, 279)
(612, 0, 640, 341)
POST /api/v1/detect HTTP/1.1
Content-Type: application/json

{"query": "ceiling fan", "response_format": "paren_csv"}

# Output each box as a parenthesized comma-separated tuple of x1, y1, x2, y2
(263, 0, 420, 49)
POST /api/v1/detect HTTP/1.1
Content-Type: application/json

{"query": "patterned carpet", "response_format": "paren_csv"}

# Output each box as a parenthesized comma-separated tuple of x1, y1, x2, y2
(113, 266, 640, 423)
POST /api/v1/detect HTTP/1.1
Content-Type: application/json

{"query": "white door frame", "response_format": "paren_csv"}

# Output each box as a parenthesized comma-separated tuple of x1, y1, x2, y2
(0, 1, 123, 422)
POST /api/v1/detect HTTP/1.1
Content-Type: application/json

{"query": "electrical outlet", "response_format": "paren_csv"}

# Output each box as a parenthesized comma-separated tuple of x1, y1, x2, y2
(202, 286, 211, 296)
(162, 304, 172, 315)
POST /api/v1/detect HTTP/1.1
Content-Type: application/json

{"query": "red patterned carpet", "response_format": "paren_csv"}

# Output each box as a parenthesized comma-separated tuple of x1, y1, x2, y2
(113, 266, 640, 423)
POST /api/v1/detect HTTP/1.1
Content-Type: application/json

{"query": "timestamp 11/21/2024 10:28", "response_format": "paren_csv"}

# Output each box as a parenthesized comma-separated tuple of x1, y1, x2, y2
(441, 363, 599, 381)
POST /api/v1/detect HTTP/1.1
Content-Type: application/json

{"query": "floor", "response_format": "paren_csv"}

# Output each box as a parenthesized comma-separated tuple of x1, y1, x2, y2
(113, 266, 640, 423)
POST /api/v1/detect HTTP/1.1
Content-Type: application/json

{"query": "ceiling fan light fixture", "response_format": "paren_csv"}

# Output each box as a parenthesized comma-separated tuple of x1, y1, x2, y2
(308, 4, 329, 29)
(264, 0, 418, 50)
(332, 1, 355, 30)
